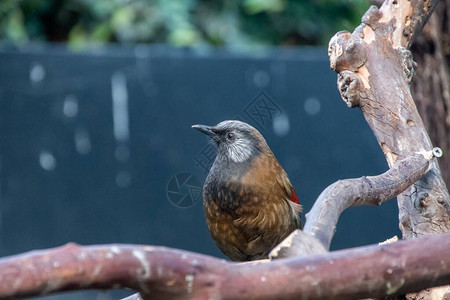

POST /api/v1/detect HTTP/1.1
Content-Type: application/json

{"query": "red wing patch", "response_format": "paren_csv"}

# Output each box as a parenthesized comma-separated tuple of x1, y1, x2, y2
(289, 189, 299, 204)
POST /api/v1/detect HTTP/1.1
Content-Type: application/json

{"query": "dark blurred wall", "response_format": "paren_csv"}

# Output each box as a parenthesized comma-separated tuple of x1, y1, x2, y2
(0, 45, 399, 299)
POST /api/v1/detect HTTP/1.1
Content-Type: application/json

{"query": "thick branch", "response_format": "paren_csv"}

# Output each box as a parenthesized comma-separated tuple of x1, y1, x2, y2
(328, 0, 450, 239)
(1, 234, 450, 300)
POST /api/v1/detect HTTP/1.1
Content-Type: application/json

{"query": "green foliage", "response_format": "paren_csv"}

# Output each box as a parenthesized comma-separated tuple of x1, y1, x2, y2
(0, 0, 369, 47)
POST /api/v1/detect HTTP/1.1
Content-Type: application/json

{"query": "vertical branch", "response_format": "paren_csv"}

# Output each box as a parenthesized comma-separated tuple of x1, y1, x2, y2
(328, 0, 450, 240)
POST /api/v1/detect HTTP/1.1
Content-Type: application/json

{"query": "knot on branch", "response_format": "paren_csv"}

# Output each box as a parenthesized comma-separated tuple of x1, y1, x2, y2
(329, 30, 369, 108)
(328, 31, 366, 73)
(337, 70, 362, 107)
(397, 47, 416, 84)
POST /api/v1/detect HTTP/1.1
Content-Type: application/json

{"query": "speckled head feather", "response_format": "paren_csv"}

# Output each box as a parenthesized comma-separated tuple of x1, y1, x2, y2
(203, 120, 266, 164)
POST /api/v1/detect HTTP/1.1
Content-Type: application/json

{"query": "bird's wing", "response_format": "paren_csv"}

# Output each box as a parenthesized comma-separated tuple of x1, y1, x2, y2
(277, 170, 302, 209)
(276, 170, 302, 229)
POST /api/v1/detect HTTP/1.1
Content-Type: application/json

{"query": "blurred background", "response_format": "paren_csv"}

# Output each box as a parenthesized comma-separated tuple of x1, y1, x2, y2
(0, 0, 405, 299)
(1, 0, 369, 47)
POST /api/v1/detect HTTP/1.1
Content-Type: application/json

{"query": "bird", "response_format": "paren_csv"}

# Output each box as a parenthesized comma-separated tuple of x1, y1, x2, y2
(192, 120, 302, 261)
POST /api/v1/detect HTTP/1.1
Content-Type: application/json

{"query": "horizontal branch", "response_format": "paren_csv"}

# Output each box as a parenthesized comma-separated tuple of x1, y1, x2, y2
(1, 232, 450, 299)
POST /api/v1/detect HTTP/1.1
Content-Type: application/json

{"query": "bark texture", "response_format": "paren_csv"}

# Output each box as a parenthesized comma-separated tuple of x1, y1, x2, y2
(0, 236, 450, 300)
(408, 2, 450, 299)
(411, 0, 450, 191)
(328, 1, 450, 299)
(328, 0, 450, 240)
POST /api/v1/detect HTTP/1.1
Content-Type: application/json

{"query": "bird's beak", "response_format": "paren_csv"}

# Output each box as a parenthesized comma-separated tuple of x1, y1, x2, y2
(191, 124, 217, 138)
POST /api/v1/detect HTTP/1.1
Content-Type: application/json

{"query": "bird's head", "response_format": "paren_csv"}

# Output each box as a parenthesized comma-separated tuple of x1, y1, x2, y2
(192, 120, 267, 163)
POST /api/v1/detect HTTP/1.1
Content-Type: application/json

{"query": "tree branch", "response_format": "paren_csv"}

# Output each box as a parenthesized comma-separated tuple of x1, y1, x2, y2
(327, 1, 450, 298)
(328, 0, 450, 240)
(378, 0, 439, 49)
(270, 149, 437, 259)
(1, 233, 450, 300)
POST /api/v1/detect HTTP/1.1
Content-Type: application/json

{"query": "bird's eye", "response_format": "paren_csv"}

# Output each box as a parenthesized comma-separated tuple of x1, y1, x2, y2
(227, 132, 235, 141)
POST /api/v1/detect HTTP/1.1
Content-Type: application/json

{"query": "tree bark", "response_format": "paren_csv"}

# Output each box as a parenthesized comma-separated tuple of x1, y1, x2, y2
(328, 0, 450, 299)
(407, 2, 450, 299)
(411, 0, 450, 195)
(328, 0, 450, 240)
(0, 235, 450, 300)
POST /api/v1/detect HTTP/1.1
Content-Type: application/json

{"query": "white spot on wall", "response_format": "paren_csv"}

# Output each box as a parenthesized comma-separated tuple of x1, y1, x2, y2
(304, 97, 321, 115)
(30, 63, 45, 83)
(111, 72, 130, 142)
(273, 113, 290, 137)
(63, 95, 79, 118)
(253, 70, 270, 88)
(116, 171, 131, 188)
(75, 128, 91, 155)
(39, 151, 57, 171)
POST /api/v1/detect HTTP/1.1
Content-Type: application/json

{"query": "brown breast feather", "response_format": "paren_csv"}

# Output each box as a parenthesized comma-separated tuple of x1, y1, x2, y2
(204, 152, 302, 261)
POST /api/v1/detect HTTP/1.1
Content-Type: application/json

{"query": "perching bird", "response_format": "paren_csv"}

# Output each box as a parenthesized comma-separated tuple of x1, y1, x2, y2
(192, 120, 301, 261)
